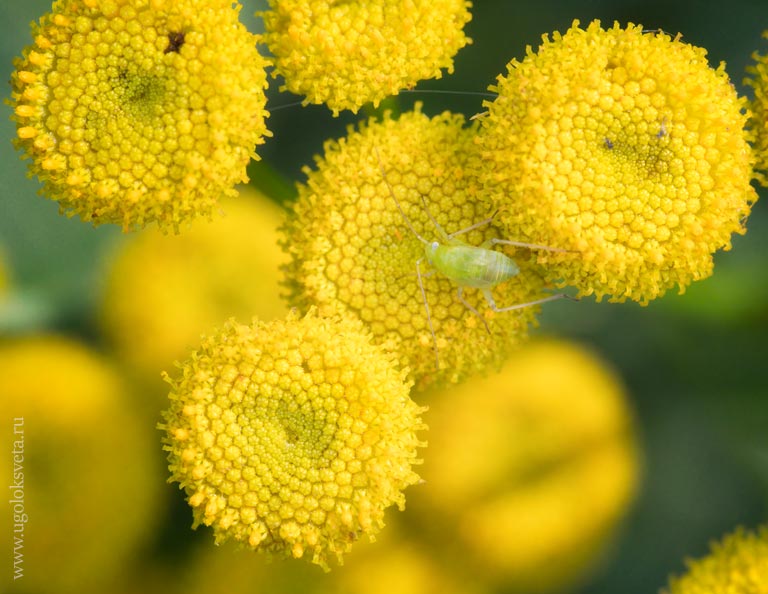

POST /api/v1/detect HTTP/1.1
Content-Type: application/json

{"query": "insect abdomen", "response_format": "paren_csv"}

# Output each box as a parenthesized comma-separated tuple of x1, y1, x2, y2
(429, 244, 519, 289)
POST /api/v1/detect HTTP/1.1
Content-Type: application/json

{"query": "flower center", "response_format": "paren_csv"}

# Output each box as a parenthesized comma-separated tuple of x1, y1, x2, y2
(114, 68, 167, 118)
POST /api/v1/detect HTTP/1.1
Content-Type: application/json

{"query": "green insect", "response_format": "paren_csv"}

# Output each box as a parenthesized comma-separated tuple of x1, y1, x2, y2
(374, 146, 573, 368)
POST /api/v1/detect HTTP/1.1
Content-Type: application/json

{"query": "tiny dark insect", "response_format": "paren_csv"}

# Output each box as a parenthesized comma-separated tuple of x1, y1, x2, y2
(164, 31, 185, 54)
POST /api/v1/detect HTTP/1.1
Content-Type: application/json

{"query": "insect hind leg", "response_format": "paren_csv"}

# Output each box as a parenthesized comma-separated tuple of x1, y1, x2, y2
(457, 286, 491, 334)
(482, 237, 575, 253)
(481, 288, 577, 312)
(447, 210, 499, 240)
(416, 258, 440, 369)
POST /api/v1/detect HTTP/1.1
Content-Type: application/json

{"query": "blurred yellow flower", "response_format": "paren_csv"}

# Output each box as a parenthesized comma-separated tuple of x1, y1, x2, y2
(409, 339, 639, 593)
(100, 186, 286, 383)
(747, 31, 768, 186)
(161, 310, 425, 569)
(0, 248, 8, 296)
(9, 0, 270, 230)
(177, 514, 484, 594)
(180, 517, 483, 594)
(283, 106, 550, 391)
(336, 537, 485, 594)
(664, 526, 768, 594)
(0, 335, 162, 594)
(478, 20, 756, 304)
(261, 0, 472, 115)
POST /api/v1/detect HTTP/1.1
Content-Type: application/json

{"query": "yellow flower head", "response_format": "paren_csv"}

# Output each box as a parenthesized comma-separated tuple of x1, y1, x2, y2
(100, 186, 287, 382)
(477, 20, 757, 304)
(0, 335, 162, 594)
(747, 31, 768, 186)
(0, 248, 8, 296)
(9, 0, 270, 231)
(282, 106, 549, 391)
(261, 0, 472, 115)
(410, 340, 639, 593)
(161, 310, 426, 569)
(664, 526, 768, 594)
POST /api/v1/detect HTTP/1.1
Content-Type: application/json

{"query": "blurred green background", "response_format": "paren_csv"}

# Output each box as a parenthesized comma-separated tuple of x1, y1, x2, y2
(1, 0, 767, 593)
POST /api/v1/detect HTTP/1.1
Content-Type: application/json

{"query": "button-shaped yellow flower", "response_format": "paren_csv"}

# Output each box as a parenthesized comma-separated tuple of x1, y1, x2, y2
(663, 526, 768, 594)
(9, 0, 270, 230)
(747, 30, 768, 186)
(100, 186, 287, 382)
(261, 0, 471, 115)
(478, 20, 757, 304)
(282, 106, 550, 391)
(161, 310, 426, 569)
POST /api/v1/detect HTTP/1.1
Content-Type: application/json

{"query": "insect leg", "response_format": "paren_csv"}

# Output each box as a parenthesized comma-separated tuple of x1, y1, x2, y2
(446, 211, 499, 239)
(416, 258, 439, 369)
(481, 288, 576, 312)
(396, 270, 436, 282)
(457, 286, 491, 334)
(418, 195, 452, 242)
(373, 145, 429, 244)
(482, 237, 575, 253)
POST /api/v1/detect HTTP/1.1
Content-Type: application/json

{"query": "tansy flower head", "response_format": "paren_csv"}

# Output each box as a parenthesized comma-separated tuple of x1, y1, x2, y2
(261, 0, 472, 115)
(100, 186, 287, 382)
(410, 340, 639, 593)
(160, 310, 426, 569)
(746, 31, 768, 186)
(282, 105, 550, 391)
(663, 525, 768, 594)
(9, 0, 270, 231)
(477, 20, 756, 304)
(0, 335, 162, 594)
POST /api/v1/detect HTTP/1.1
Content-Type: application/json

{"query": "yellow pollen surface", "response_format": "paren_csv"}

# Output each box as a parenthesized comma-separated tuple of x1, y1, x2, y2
(161, 311, 426, 569)
(9, 0, 270, 231)
(664, 526, 768, 594)
(283, 106, 550, 391)
(478, 20, 756, 303)
(747, 30, 768, 186)
(261, 0, 471, 115)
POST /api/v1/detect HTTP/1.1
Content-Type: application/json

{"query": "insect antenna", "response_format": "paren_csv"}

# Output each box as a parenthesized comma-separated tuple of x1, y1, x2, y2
(373, 146, 429, 245)
(373, 145, 440, 369)
(417, 195, 452, 242)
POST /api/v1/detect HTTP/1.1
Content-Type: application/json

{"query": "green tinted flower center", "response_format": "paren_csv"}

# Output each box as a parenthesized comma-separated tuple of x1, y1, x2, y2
(114, 68, 167, 118)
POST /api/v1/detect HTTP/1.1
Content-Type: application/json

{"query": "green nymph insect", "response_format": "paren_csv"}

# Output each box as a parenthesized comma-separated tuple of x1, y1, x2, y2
(374, 146, 573, 368)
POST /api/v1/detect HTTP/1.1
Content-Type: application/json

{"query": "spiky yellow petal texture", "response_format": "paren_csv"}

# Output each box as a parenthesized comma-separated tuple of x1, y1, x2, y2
(747, 31, 768, 186)
(0, 335, 161, 594)
(664, 526, 768, 594)
(261, 0, 471, 115)
(161, 310, 425, 569)
(100, 186, 287, 382)
(9, 0, 270, 231)
(282, 106, 550, 391)
(409, 340, 639, 593)
(477, 20, 756, 304)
